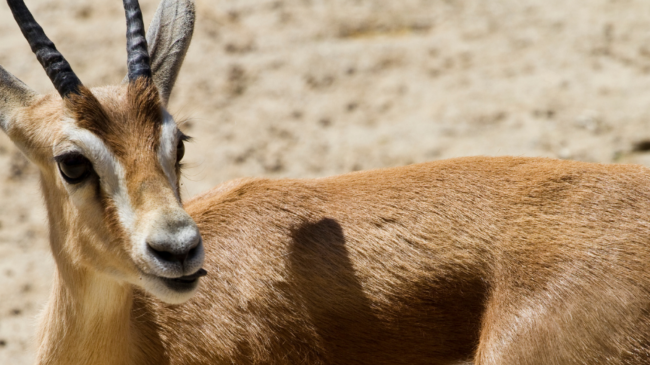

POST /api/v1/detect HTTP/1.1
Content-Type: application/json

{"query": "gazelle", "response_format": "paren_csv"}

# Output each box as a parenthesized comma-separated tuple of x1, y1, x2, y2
(3, 0, 650, 364)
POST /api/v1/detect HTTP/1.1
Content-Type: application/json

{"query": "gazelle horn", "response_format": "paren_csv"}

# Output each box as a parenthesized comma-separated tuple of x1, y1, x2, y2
(7, 0, 83, 97)
(123, 0, 153, 81)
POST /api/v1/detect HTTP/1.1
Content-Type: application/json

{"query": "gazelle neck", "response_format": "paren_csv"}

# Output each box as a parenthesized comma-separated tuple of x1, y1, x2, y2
(35, 179, 136, 365)
(36, 267, 134, 365)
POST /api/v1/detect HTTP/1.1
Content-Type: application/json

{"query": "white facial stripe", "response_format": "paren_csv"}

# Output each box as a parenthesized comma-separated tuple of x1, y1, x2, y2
(158, 111, 180, 201)
(57, 122, 136, 233)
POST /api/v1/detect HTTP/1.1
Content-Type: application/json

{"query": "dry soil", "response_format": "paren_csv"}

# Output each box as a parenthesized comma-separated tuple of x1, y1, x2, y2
(2, 0, 650, 363)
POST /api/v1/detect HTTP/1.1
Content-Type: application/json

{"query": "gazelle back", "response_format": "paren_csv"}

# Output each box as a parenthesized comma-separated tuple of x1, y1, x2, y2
(2, 0, 650, 364)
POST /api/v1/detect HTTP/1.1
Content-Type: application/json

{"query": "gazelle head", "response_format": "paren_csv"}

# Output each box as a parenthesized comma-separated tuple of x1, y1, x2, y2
(0, 0, 204, 304)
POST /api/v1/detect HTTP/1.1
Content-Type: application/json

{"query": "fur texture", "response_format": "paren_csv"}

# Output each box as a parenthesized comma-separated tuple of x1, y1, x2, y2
(9, 88, 650, 363)
(3, 0, 650, 363)
(155, 156, 650, 365)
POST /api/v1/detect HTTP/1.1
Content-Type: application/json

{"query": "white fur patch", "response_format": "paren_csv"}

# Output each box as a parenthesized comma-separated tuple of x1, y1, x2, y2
(56, 120, 136, 232)
(158, 111, 180, 201)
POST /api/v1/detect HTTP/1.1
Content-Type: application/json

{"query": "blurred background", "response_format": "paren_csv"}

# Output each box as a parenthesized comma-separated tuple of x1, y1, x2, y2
(2, 0, 650, 363)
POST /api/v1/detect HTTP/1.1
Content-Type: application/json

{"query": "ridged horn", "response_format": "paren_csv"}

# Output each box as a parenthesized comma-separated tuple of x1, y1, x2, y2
(7, 0, 83, 98)
(123, 0, 152, 81)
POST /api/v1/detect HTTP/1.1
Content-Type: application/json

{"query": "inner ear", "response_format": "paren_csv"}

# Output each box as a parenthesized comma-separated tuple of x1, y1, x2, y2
(0, 65, 38, 133)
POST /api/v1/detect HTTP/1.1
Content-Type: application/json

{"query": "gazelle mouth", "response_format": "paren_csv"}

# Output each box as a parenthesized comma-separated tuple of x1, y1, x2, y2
(158, 268, 207, 293)
(169, 268, 208, 283)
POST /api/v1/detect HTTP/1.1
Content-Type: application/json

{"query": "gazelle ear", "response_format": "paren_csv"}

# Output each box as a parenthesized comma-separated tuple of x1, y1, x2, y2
(0, 65, 38, 133)
(123, 0, 195, 106)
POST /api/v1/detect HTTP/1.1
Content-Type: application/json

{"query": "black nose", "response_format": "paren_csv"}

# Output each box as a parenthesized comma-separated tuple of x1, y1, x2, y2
(147, 240, 202, 267)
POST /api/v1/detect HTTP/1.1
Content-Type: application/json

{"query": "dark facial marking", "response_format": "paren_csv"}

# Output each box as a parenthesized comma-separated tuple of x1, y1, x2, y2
(65, 79, 163, 159)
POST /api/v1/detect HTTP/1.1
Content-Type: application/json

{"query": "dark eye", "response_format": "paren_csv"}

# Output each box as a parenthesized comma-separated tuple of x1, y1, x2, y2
(176, 139, 185, 163)
(56, 154, 92, 184)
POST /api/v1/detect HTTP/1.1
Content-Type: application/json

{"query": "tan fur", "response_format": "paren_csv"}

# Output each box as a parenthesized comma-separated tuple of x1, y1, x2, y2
(28, 114, 650, 364)
(14, 85, 178, 365)
(3, 1, 650, 364)
(166, 157, 650, 364)
(0, 66, 37, 129)
(69, 80, 163, 158)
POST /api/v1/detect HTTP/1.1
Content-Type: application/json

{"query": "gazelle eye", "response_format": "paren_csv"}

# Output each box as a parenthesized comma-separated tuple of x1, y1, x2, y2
(56, 154, 92, 184)
(176, 139, 185, 163)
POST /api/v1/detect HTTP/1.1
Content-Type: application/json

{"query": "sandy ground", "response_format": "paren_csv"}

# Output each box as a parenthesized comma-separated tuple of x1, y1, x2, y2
(2, 0, 650, 363)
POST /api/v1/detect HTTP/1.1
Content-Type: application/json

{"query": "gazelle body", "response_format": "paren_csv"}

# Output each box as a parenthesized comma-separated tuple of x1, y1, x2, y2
(2, 0, 650, 364)
(177, 158, 650, 364)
